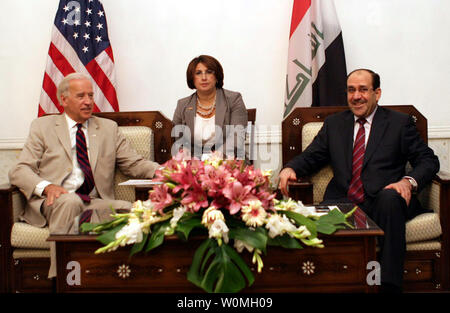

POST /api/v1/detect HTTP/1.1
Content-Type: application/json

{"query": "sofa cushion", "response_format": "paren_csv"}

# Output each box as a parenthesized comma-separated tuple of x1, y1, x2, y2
(115, 126, 154, 202)
(405, 212, 442, 243)
(302, 122, 333, 203)
(406, 240, 441, 251)
(13, 249, 51, 259)
(11, 222, 50, 249)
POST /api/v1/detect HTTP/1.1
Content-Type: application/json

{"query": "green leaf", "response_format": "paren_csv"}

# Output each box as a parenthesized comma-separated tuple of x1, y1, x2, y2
(96, 223, 127, 245)
(315, 208, 349, 235)
(221, 244, 254, 287)
(187, 238, 215, 287)
(315, 222, 338, 235)
(80, 222, 96, 233)
(267, 234, 304, 249)
(228, 226, 267, 253)
(145, 221, 170, 252)
(130, 232, 149, 257)
(202, 244, 253, 293)
(318, 208, 348, 225)
(187, 239, 254, 293)
(175, 214, 203, 241)
(279, 210, 317, 237)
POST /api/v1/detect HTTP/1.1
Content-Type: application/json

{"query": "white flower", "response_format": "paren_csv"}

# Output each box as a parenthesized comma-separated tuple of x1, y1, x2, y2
(291, 225, 311, 239)
(241, 200, 267, 227)
(208, 219, 229, 244)
(294, 205, 319, 218)
(115, 218, 143, 245)
(234, 239, 254, 253)
(265, 213, 297, 238)
(170, 206, 186, 228)
(275, 198, 323, 218)
(202, 207, 225, 228)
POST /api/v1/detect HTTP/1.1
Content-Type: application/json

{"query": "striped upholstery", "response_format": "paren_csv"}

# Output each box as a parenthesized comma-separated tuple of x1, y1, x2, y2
(302, 122, 442, 249)
(10, 126, 154, 251)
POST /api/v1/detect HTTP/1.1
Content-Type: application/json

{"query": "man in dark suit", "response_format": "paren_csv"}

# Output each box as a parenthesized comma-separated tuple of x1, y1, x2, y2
(278, 69, 440, 292)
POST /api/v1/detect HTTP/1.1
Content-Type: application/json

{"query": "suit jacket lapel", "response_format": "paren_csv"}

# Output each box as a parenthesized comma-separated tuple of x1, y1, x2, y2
(343, 112, 355, 175)
(55, 114, 72, 161)
(215, 89, 226, 128)
(87, 117, 100, 172)
(185, 94, 197, 139)
(363, 107, 388, 168)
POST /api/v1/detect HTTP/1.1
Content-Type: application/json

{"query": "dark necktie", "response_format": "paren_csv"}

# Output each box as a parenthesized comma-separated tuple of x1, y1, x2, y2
(75, 123, 95, 203)
(347, 118, 366, 204)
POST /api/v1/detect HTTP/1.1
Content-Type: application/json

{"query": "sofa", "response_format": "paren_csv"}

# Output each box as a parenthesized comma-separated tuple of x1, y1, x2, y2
(281, 105, 450, 292)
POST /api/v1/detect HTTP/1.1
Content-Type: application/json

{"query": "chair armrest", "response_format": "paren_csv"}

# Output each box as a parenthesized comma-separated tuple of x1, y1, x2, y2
(0, 184, 16, 292)
(432, 171, 450, 289)
(0, 184, 16, 244)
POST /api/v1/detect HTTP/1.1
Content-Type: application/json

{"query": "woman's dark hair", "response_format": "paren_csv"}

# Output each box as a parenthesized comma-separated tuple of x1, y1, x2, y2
(186, 55, 224, 89)
(347, 68, 380, 89)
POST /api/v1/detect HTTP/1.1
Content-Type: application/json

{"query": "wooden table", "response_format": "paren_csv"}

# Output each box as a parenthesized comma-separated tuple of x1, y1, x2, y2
(48, 204, 383, 293)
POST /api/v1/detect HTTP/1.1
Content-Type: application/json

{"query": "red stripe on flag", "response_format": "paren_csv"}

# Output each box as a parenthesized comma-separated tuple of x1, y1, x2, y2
(290, 0, 311, 38)
(38, 105, 46, 117)
(85, 59, 119, 112)
(104, 46, 115, 63)
(92, 102, 101, 113)
(42, 72, 64, 113)
(48, 42, 76, 76)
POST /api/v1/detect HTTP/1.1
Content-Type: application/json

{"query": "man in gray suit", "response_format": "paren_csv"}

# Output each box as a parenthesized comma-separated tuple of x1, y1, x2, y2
(9, 72, 159, 277)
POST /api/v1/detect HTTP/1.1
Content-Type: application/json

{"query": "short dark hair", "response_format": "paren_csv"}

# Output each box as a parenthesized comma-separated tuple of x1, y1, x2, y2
(347, 68, 380, 90)
(186, 55, 224, 89)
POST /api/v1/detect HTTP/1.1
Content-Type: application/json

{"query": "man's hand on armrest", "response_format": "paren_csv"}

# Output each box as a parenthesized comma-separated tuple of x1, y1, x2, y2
(278, 167, 297, 197)
(43, 184, 68, 206)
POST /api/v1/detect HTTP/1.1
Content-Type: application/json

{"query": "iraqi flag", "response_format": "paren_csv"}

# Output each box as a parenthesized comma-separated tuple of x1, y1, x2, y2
(284, 0, 347, 118)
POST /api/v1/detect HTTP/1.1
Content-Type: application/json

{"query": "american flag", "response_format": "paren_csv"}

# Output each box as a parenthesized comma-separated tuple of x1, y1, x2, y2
(38, 0, 119, 116)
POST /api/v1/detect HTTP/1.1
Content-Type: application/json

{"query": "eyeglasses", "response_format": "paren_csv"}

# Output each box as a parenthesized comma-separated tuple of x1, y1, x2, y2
(195, 69, 215, 77)
(346, 87, 374, 95)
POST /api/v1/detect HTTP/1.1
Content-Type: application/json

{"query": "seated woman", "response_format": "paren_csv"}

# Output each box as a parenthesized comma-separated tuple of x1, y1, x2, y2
(172, 55, 248, 161)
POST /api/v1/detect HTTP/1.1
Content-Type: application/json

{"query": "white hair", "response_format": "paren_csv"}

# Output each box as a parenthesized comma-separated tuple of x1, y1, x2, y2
(57, 73, 92, 105)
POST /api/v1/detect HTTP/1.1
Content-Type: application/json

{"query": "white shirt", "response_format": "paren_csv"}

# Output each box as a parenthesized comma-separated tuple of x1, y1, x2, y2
(34, 114, 98, 197)
(353, 106, 377, 148)
(194, 113, 216, 161)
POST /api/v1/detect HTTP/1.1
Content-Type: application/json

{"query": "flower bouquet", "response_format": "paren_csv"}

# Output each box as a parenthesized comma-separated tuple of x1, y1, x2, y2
(81, 153, 355, 293)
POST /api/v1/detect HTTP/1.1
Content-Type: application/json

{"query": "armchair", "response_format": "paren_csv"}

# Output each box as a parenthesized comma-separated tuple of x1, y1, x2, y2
(281, 105, 450, 292)
(0, 111, 173, 293)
